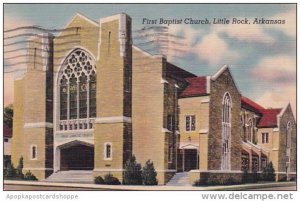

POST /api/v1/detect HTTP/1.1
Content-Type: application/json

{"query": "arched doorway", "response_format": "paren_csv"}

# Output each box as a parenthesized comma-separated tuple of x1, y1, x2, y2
(59, 141, 94, 170)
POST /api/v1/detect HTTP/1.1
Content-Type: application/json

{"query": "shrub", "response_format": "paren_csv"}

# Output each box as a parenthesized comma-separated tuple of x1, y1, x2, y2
(23, 171, 38, 181)
(142, 160, 158, 185)
(224, 177, 240, 185)
(278, 176, 287, 182)
(123, 155, 142, 185)
(252, 170, 260, 183)
(16, 156, 24, 179)
(261, 162, 275, 181)
(104, 173, 121, 185)
(94, 176, 105, 184)
(242, 170, 249, 183)
(4, 163, 17, 179)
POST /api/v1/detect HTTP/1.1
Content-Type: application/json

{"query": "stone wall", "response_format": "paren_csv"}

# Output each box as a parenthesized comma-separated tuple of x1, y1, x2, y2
(278, 104, 296, 173)
(208, 67, 242, 171)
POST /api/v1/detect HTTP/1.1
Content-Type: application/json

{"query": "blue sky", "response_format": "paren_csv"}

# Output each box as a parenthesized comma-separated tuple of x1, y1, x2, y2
(4, 4, 296, 113)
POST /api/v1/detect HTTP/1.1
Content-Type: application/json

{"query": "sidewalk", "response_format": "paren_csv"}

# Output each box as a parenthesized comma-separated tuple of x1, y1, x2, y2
(4, 180, 296, 191)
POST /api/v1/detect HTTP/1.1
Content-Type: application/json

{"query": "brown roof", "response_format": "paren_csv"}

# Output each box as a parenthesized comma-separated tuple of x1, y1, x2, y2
(258, 108, 282, 128)
(180, 76, 208, 98)
(4, 126, 12, 138)
(241, 96, 265, 114)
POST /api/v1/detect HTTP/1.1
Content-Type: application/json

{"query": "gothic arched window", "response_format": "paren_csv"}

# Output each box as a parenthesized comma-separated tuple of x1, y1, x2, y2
(246, 119, 253, 143)
(58, 49, 96, 130)
(222, 92, 231, 170)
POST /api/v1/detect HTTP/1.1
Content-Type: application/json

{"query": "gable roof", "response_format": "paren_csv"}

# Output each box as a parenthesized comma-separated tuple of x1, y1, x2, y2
(241, 96, 265, 114)
(211, 64, 241, 95)
(257, 108, 282, 128)
(180, 76, 208, 98)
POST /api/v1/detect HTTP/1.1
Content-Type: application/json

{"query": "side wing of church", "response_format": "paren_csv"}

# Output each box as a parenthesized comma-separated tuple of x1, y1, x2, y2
(11, 13, 296, 185)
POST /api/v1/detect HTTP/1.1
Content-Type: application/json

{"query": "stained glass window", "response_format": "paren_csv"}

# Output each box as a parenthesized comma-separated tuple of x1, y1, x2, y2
(58, 49, 96, 130)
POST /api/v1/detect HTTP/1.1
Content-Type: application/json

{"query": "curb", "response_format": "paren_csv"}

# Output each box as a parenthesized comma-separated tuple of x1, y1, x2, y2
(4, 180, 296, 191)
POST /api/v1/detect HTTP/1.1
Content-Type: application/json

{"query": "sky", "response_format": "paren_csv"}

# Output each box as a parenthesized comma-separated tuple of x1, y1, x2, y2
(3, 3, 296, 114)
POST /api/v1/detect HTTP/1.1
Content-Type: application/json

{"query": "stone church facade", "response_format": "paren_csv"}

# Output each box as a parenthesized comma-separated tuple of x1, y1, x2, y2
(11, 13, 296, 184)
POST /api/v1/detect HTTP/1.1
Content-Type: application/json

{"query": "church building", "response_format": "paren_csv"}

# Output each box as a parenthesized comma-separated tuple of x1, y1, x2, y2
(11, 13, 296, 185)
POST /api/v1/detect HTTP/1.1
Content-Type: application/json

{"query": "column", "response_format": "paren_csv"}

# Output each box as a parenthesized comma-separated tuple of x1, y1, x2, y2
(249, 150, 253, 172)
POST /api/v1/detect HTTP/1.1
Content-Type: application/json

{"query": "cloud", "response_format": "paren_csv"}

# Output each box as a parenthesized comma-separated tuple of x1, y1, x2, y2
(216, 23, 275, 44)
(4, 14, 32, 31)
(266, 7, 296, 38)
(4, 15, 33, 106)
(252, 55, 296, 84)
(252, 55, 296, 115)
(194, 32, 240, 65)
(256, 85, 296, 115)
(4, 73, 14, 106)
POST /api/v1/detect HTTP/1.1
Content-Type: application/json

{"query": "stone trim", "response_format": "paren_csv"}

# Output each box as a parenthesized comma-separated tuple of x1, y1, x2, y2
(23, 168, 53, 171)
(93, 169, 124, 172)
(190, 170, 243, 174)
(275, 171, 296, 174)
(160, 78, 169, 84)
(24, 122, 53, 128)
(156, 169, 177, 173)
(161, 128, 172, 133)
(206, 76, 211, 93)
(95, 116, 132, 124)
(132, 45, 165, 59)
(211, 64, 229, 81)
(273, 128, 279, 132)
(201, 98, 210, 103)
(199, 129, 208, 134)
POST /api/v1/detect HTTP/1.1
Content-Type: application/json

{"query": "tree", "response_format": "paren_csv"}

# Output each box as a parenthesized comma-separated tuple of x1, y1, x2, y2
(142, 160, 158, 185)
(123, 155, 142, 185)
(16, 156, 24, 179)
(261, 162, 276, 181)
(4, 104, 13, 128)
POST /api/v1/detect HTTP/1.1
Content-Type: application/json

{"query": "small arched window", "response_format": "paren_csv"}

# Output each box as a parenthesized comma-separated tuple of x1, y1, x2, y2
(286, 122, 292, 149)
(246, 119, 253, 142)
(104, 143, 112, 160)
(31, 145, 37, 160)
(222, 92, 231, 170)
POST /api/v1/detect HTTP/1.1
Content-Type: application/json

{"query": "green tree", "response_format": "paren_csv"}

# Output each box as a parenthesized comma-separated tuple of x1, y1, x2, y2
(261, 162, 276, 181)
(123, 155, 142, 185)
(142, 160, 158, 185)
(4, 104, 13, 128)
(16, 156, 24, 179)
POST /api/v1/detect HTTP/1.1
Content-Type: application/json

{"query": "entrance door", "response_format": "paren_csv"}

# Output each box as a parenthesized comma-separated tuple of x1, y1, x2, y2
(60, 144, 94, 170)
(184, 149, 198, 171)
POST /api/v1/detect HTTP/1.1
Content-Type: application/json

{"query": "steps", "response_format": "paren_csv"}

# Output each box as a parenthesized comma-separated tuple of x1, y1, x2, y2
(166, 172, 190, 186)
(45, 170, 94, 184)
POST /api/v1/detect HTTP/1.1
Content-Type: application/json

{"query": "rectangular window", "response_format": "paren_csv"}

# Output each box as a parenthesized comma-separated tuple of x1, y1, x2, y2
(262, 133, 269, 144)
(186, 115, 196, 131)
(4, 138, 8, 142)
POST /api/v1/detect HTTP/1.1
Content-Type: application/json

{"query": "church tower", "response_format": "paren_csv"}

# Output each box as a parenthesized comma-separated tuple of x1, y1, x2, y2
(12, 33, 54, 179)
(93, 14, 132, 181)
